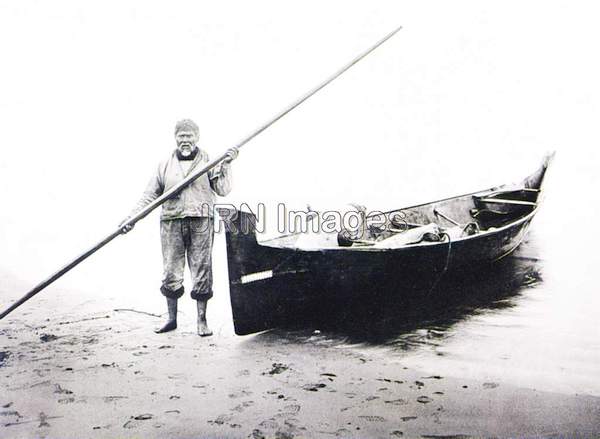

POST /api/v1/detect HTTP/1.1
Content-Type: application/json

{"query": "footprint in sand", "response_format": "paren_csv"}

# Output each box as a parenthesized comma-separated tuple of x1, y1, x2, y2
(57, 397, 75, 404)
(134, 413, 153, 420)
(0, 410, 22, 424)
(358, 415, 386, 422)
(283, 404, 300, 414)
(123, 420, 136, 429)
(274, 431, 294, 439)
(229, 389, 253, 399)
(92, 424, 111, 430)
(263, 363, 289, 375)
(274, 413, 299, 423)
(250, 429, 266, 439)
(123, 413, 153, 429)
(53, 384, 73, 395)
(302, 383, 326, 392)
(232, 401, 255, 413)
(103, 396, 128, 403)
(377, 378, 392, 383)
(258, 418, 279, 429)
(208, 414, 232, 425)
(0, 351, 10, 366)
(385, 398, 408, 406)
(39, 334, 58, 343)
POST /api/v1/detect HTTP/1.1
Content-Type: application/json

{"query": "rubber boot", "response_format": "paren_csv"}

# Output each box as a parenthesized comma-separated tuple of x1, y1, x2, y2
(196, 299, 213, 337)
(155, 297, 178, 333)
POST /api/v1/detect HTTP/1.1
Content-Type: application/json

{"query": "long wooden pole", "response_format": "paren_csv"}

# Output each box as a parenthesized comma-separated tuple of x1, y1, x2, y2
(0, 25, 402, 320)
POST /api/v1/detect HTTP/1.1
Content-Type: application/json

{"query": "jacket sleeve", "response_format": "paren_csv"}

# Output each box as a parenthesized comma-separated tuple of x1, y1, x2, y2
(209, 161, 232, 196)
(129, 164, 165, 217)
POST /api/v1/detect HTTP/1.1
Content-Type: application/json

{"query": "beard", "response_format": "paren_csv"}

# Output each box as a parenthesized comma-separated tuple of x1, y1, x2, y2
(176, 144, 199, 161)
(178, 142, 193, 156)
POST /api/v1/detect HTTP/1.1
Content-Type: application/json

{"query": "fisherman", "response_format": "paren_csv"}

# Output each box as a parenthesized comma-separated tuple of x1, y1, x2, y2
(121, 119, 238, 336)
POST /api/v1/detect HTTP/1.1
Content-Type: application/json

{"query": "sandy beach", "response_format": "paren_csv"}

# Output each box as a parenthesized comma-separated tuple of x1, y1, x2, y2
(1, 269, 599, 439)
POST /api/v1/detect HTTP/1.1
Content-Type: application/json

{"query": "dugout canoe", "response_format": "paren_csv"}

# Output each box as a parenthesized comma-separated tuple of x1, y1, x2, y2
(221, 154, 554, 335)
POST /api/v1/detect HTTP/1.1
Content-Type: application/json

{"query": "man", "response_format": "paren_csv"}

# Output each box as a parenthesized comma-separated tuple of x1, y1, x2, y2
(122, 119, 238, 336)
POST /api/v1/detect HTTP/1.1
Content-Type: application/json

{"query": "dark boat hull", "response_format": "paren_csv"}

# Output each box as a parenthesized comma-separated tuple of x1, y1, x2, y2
(222, 155, 552, 335)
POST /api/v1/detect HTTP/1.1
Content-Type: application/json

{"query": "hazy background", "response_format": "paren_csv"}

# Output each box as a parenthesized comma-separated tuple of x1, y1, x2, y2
(1, 1, 599, 395)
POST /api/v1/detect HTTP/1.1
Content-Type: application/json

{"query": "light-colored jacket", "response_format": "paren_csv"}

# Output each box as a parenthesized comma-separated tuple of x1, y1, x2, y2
(132, 149, 231, 220)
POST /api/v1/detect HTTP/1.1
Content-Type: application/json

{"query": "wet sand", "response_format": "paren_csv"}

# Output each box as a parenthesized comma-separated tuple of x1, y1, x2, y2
(1, 280, 599, 439)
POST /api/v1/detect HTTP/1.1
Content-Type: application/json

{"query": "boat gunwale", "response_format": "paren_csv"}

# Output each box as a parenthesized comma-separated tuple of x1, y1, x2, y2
(256, 206, 539, 253)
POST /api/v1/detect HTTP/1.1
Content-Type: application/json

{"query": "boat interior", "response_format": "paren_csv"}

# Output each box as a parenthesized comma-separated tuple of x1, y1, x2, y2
(257, 155, 551, 251)
(259, 186, 539, 251)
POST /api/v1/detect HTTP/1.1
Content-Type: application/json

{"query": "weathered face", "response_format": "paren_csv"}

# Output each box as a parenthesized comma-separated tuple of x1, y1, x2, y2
(175, 129, 199, 156)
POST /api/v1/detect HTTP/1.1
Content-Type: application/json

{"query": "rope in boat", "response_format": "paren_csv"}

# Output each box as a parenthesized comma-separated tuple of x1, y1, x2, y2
(425, 221, 479, 294)
(427, 231, 452, 295)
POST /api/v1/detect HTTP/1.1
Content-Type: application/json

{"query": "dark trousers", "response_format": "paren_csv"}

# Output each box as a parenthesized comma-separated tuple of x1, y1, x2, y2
(160, 217, 214, 300)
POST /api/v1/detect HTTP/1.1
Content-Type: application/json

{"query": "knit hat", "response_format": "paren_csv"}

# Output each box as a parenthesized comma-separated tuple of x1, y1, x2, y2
(174, 119, 199, 136)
